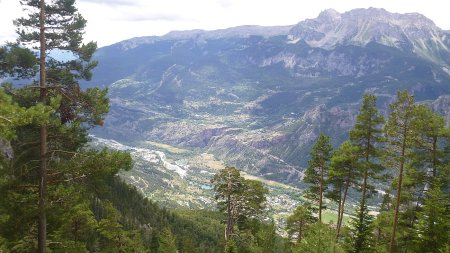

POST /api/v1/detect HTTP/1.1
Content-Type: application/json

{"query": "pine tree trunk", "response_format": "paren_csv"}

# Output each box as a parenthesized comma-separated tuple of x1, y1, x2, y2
(319, 165, 324, 222)
(298, 221, 303, 243)
(38, 0, 48, 252)
(336, 186, 342, 236)
(360, 167, 368, 213)
(360, 134, 371, 215)
(432, 136, 437, 178)
(336, 174, 350, 238)
(225, 170, 233, 242)
(225, 199, 233, 242)
(353, 133, 371, 251)
(389, 124, 408, 253)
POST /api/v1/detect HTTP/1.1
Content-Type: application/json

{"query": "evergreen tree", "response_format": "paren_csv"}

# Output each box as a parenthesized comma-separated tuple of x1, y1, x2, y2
(328, 141, 360, 238)
(293, 223, 343, 253)
(158, 227, 177, 253)
(413, 182, 450, 253)
(180, 237, 196, 253)
(412, 105, 449, 185)
(304, 133, 332, 222)
(286, 204, 317, 243)
(0, 87, 51, 141)
(3, 1, 129, 252)
(384, 90, 418, 253)
(256, 221, 278, 253)
(212, 166, 245, 243)
(97, 202, 144, 253)
(372, 192, 393, 252)
(0, 45, 37, 79)
(400, 106, 449, 251)
(395, 107, 449, 253)
(344, 203, 374, 253)
(0, 45, 46, 141)
(348, 93, 384, 252)
(224, 239, 238, 253)
(211, 166, 268, 244)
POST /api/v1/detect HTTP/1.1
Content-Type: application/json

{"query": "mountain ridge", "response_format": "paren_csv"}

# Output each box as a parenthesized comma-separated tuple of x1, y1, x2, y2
(113, 8, 450, 67)
(87, 8, 450, 187)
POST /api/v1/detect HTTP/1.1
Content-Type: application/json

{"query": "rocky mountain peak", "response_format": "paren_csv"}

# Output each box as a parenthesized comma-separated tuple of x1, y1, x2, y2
(317, 8, 341, 21)
(288, 8, 449, 64)
(163, 25, 293, 40)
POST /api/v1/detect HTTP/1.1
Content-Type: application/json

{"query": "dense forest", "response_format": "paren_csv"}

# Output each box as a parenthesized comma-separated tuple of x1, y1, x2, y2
(0, 0, 449, 253)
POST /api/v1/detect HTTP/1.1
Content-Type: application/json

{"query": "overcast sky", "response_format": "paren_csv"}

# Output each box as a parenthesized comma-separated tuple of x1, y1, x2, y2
(1, 0, 449, 47)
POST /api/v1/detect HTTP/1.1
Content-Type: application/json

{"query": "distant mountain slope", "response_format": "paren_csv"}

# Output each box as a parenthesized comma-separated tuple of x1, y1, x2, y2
(288, 8, 450, 66)
(87, 8, 450, 184)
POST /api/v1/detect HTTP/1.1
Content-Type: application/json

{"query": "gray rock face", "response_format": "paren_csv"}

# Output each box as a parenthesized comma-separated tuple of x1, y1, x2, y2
(289, 8, 444, 47)
(0, 139, 13, 160)
(431, 95, 450, 122)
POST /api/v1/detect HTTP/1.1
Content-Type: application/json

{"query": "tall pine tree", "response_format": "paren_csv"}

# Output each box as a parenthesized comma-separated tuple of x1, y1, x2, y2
(328, 141, 360, 238)
(286, 204, 317, 243)
(348, 93, 384, 252)
(211, 166, 268, 244)
(384, 90, 418, 253)
(412, 105, 449, 184)
(304, 133, 332, 222)
(11, 1, 115, 252)
(158, 227, 177, 253)
(413, 182, 450, 253)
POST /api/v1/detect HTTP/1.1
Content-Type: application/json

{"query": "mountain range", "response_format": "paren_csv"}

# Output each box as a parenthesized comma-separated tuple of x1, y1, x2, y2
(86, 7, 450, 186)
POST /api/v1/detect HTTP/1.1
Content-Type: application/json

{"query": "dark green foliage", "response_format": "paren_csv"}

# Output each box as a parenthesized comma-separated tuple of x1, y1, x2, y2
(347, 93, 384, 252)
(344, 203, 374, 253)
(11, 1, 105, 251)
(349, 93, 385, 193)
(0, 147, 134, 252)
(233, 219, 290, 253)
(158, 227, 177, 253)
(15, 0, 101, 126)
(411, 105, 449, 185)
(211, 166, 268, 243)
(384, 90, 418, 252)
(96, 177, 226, 253)
(397, 105, 449, 252)
(328, 141, 361, 238)
(224, 240, 238, 253)
(292, 223, 343, 253)
(0, 45, 37, 78)
(286, 204, 317, 243)
(255, 221, 277, 253)
(372, 193, 394, 252)
(413, 182, 450, 253)
(370, 90, 450, 253)
(304, 133, 332, 222)
(52, 202, 98, 251)
(0, 87, 53, 140)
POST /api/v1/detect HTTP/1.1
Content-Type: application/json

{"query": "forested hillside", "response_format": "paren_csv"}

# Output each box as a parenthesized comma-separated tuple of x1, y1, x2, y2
(0, 1, 285, 252)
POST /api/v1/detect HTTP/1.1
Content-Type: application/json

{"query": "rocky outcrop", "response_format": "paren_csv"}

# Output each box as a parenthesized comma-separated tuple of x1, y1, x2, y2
(431, 95, 450, 122)
(289, 8, 447, 48)
(0, 139, 13, 160)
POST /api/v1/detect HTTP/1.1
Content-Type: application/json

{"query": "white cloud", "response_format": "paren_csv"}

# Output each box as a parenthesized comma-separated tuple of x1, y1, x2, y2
(0, 0, 21, 44)
(1, 0, 449, 47)
(79, 0, 140, 6)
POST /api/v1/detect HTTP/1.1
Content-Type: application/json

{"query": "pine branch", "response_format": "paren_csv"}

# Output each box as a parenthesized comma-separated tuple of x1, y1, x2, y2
(0, 115, 12, 123)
